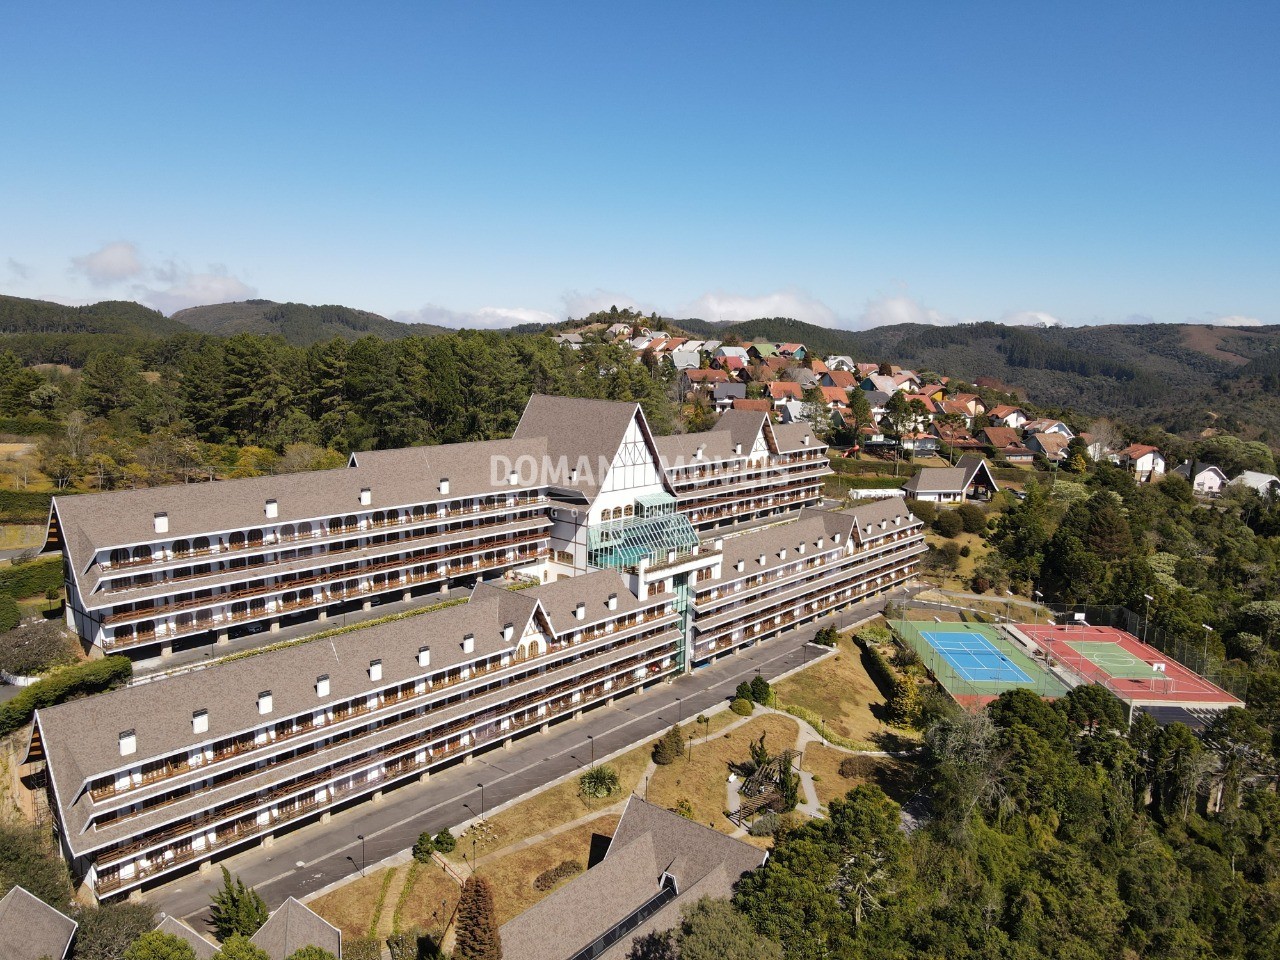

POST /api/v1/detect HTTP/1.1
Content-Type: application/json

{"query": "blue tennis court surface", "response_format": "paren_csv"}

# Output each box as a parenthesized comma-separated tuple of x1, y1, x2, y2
(919, 630, 1033, 684)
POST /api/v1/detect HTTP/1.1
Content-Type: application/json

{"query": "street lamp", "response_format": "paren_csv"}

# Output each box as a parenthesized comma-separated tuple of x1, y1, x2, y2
(1033, 590, 1043, 626)
(477, 783, 485, 818)
(587, 735, 595, 769)
(1143, 594, 1154, 644)
(1202, 624, 1213, 673)
(357, 833, 366, 877)
(675, 697, 683, 726)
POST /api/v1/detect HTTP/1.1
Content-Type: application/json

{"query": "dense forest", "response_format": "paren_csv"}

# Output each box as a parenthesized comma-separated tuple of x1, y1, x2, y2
(172, 299, 453, 345)
(0, 326, 675, 489)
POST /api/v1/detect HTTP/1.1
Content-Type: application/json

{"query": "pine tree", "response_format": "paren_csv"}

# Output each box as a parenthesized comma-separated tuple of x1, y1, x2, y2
(209, 866, 269, 940)
(455, 874, 503, 960)
(653, 725, 684, 765)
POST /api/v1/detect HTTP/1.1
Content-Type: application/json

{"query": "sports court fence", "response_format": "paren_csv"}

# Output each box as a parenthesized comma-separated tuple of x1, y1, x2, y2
(889, 619, 1067, 708)
(1047, 603, 1249, 701)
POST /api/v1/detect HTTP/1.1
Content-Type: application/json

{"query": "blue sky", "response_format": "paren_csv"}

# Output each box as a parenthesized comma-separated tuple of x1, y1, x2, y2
(2, 2, 1276, 328)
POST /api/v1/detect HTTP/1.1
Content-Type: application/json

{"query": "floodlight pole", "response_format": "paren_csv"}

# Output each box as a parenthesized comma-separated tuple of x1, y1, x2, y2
(1202, 624, 1213, 674)
(1143, 594, 1154, 645)
(1033, 590, 1043, 626)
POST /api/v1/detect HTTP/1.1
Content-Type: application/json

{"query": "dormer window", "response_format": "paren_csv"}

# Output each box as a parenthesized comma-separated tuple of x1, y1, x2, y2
(316, 675, 330, 697)
(192, 710, 209, 734)
(258, 691, 273, 715)
(368, 659, 382, 682)
(503, 622, 514, 641)
(119, 730, 136, 756)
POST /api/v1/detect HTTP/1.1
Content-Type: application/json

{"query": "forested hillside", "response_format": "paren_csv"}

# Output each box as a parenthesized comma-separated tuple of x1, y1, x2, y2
(172, 299, 452, 346)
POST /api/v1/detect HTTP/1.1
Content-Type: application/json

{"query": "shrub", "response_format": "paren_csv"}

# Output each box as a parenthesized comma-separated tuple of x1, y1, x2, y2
(959, 544, 972, 558)
(0, 654, 131, 736)
(970, 575, 991, 593)
(673, 798, 695, 819)
(213, 935, 271, 960)
(838, 755, 866, 779)
(939, 542, 962, 569)
(909, 500, 937, 525)
(341, 938, 381, 960)
(0, 621, 77, 676)
(0, 595, 18, 633)
(934, 510, 964, 538)
(0, 555, 62, 599)
(956, 502, 987, 534)
(283, 949, 337, 960)
(413, 832, 435, 863)
(748, 812, 781, 836)
(735, 681, 753, 702)
(386, 929, 437, 960)
(579, 764, 621, 798)
(209, 866, 268, 940)
(653, 725, 684, 765)
(749, 674, 772, 705)
(533, 860, 582, 891)
(813, 625, 839, 646)
(433, 828, 456, 854)
(730, 697, 754, 717)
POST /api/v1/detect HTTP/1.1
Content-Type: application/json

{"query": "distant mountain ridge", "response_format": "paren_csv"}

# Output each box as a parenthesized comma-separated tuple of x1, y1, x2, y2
(0, 295, 188, 337)
(171, 299, 452, 345)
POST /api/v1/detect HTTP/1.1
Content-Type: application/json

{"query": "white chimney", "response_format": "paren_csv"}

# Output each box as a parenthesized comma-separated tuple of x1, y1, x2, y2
(368, 659, 382, 681)
(797, 543, 806, 555)
(803, 434, 811, 446)
(503, 622, 514, 642)
(834, 532, 842, 543)
(257, 691, 273, 715)
(695, 445, 705, 460)
(575, 602, 586, 621)
(778, 548, 788, 560)
(816, 538, 824, 549)
(315, 675, 330, 697)
(758, 553, 766, 566)
(735, 559, 745, 573)
(607, 593, 618, 611)
(192, 709, 209, 734)
(713, 538, 724, 552)
(735, 443, 742, 455)
(418, 645, 430, 667)
(153, 512, 169, 534)
(360, 487, 372, 506)
(265, 498, 278, 519)
(461, 633, 475, 654)
(119, 730, 136, 757)
(509, 470, 519, 486)
(439, 478, 450, 495)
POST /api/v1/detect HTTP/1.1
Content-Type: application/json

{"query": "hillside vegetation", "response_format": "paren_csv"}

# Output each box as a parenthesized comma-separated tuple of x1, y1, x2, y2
(0, 295, 188, 338)
(172, 299, 452, 346)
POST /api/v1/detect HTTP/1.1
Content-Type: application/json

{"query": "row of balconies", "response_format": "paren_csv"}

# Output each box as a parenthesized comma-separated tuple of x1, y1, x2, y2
(100, 510, 551, 596)
(90, 641, 677, 884)
(103, 533, 549, 629)
(98, 496, 549, 573)
(683, 487, 820, 524)
(89, 613, 677, 809)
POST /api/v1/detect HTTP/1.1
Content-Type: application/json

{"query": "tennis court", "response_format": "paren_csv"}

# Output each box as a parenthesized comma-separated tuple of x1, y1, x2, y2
(1014, 623, 1243, 710)
(890, 620, 1067, 709)
(919, 630, 1033, 684)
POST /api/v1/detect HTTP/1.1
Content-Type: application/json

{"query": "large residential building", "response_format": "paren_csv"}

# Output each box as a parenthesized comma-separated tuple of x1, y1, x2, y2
(31, 395, 924, 900)
(48, 397, 830, 660)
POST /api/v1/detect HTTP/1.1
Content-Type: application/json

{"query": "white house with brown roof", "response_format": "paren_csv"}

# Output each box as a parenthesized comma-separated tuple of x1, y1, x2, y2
(901, 456, 999, 503)
(1116, 444, 1166, 482)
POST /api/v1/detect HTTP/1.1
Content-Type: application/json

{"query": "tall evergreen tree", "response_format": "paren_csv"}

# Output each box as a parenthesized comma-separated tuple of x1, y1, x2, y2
(208, 866, 269, 940)
(455, 874, 502, 960)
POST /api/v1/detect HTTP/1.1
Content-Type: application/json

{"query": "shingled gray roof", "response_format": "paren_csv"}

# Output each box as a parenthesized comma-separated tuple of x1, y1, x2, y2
(513, 395, 656, 503)
(0, 886, 77, 960)
(251, 897, 341, 960)
(155, 915, 218, 960)
(499, 797, 765, 960)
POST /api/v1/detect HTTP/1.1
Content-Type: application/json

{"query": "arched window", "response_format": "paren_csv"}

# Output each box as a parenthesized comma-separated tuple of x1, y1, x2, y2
(132, 545, 152, 562)
(229, 531, 246, 549)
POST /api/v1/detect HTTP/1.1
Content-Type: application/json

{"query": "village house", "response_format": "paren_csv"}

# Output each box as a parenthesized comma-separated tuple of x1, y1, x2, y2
(679, 368, 731, 398)
(711, 382, 746, 413)
(1173, 462, 1228, 496)
(902, 455, 1000, 503)
(987, 405, 1027, 430)
(981, 426, 1036, 464)
(1229, 471, 1280, 497)
(1116, 443, 1166, 482)
(820, 369, 859, 391)
(1022, 418, 1074, 439)
(825, 354, 855, 371)
(1026, 432, 1071, 462)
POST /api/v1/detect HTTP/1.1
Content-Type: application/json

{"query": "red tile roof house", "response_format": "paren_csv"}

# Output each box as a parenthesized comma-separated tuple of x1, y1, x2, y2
(930, 422, 984, 450)
(766, 381, 804, 405)
(948, 393, 986, 417)
(987, 405, 1027, 429)
(981, 426, 1035, 463)
(714, 355, 747, 374)
(731, 398, 774, 414)
(807, 359, 830, 376)
(1117, 443, 1167, 482)
(680, 368, 731, 397)
(820, 369, 859, 390)
(819, 386, 850, 408)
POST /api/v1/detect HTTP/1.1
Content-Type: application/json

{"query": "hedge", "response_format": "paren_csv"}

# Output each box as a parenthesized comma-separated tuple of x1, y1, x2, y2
(0, 555, 62, 599)
(533, 860, 582, 891)
(827, 456, 924, 478)
(0, 655, 132, 735)
(0, 491, 55, 524)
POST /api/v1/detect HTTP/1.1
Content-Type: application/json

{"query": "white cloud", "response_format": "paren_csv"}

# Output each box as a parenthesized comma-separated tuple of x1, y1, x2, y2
(854, 293, 951, 329)
(679, 288, 839, 327)
(136, 265, 256, 315)
(70, 241, 145, 286)
(392, 303, 559, 329)
(1209, 315, 1265, 327)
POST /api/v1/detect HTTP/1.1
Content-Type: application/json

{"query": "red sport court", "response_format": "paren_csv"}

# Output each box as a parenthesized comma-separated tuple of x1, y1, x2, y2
(1012, 622, 1243, 711)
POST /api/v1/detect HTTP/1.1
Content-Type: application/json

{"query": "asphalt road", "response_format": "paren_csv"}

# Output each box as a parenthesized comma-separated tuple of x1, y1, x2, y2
(144, 589, 908, 927)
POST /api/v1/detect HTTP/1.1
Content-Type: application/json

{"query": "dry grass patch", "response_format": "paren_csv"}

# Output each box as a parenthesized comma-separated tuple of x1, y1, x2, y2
(0, 525, 43, 551)
(802, 743, 917, 808)
(484, 814, 620, 925)
(310, 867, 392, 942)
(394, 860, 463, 936)
(774, 636, 908, 745)
(448, 738, 649, 863)
(647, 713, 799, 834)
